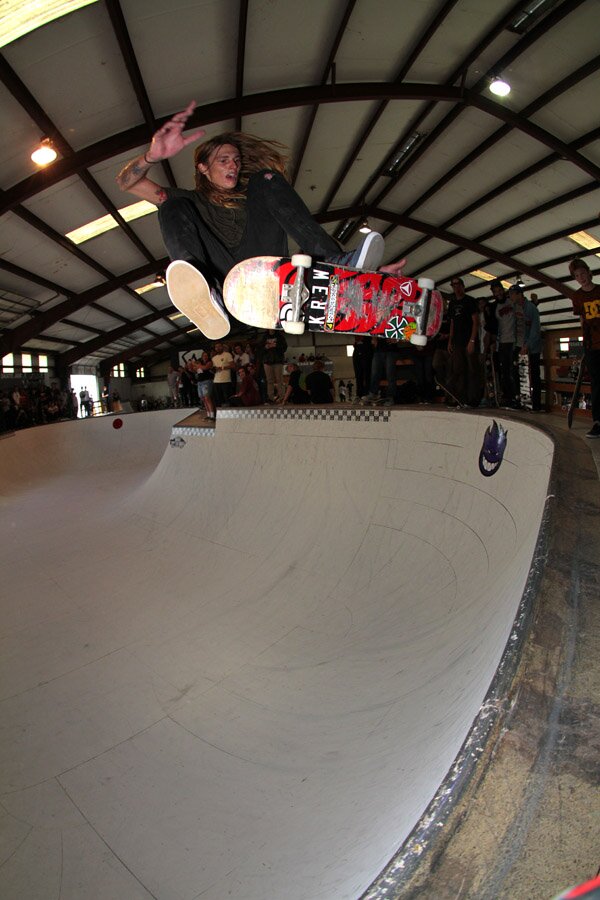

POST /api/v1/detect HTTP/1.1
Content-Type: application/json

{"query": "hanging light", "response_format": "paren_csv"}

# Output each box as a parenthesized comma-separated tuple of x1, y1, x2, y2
(31, 137, 57, 166)
(489, 75, 511, 97)
(383, 132, 424, 177)
(358, 219, 372, 234)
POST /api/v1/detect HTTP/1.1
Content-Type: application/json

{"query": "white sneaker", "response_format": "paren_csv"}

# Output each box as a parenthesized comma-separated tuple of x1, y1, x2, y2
(166, 260, 230, 340)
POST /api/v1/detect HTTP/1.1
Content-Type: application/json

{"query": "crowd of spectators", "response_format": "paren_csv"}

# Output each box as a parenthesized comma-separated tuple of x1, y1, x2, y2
(0, 381, 125, 433)
(0, 382, 80, 433)
(3, 274, 575, 434)
(357, 278, 543, 409)
(167, 337, 335, 419)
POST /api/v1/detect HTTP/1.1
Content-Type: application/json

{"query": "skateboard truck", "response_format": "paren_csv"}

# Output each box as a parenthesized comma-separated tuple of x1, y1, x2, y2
(407, 278, 435, 346)
(281, 254, 312, 334)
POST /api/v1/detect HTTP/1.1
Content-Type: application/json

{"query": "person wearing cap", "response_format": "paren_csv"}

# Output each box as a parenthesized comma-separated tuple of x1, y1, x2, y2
(568, 258, 600, 438)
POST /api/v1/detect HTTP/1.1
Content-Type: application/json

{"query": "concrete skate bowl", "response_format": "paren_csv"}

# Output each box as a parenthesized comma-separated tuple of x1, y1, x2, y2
(0, 408, 553, 900)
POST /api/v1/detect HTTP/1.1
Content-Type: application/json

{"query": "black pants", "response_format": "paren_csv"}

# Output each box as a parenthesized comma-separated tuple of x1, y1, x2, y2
(158, 171, 340, 286)
(498, 342, 516, 402)
(353, 343, 373, 397)
(586, 348, 600, 422)
(448, 346, 480, 405)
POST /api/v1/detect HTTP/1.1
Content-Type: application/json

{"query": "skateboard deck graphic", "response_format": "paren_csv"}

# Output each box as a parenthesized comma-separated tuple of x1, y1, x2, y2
(517, 354, 532, 410)
(567, 355, 586, 428)
(223, 256, 442, 342)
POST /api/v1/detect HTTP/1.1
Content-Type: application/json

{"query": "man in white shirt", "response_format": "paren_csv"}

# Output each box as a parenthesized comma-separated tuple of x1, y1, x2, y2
(211, 343, 234, 407)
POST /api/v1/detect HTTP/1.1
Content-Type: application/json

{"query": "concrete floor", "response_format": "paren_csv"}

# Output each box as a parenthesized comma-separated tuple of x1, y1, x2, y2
(0, 407, 597, 899)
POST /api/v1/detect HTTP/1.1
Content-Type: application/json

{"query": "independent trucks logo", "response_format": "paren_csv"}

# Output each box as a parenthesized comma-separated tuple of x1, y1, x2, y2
(385, 315, 413, 340)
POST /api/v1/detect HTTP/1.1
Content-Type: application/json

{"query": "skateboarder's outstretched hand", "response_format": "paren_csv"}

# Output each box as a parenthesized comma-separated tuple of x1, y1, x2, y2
(146, 101, 206, 163)
(379, 259, 407, 276)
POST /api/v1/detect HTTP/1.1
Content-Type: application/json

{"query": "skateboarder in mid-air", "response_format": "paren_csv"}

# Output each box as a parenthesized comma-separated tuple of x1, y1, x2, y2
(117, 100, 406, 339)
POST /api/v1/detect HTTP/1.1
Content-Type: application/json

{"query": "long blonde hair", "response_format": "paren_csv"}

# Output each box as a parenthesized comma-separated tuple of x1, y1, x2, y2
(193, 132, 289, 207)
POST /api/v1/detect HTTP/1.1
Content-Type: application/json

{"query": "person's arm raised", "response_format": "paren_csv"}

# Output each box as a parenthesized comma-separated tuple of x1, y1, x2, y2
(116, 100, 205, 204)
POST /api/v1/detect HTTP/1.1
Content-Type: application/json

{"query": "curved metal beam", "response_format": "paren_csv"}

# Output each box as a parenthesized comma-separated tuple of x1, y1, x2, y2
(465, 89, 600, 181)
(320, 205, 568, 293)
(0, 84, 465, 214)
(0, 259, 168, 356)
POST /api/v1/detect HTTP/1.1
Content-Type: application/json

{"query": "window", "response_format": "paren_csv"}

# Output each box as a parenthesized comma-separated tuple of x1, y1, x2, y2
(135, 366, 145, 379)
(38, 355, 48, 373)
(111, 363, 126, 378)
(22, 353, 32, 373)
(2, 353, 14, 374)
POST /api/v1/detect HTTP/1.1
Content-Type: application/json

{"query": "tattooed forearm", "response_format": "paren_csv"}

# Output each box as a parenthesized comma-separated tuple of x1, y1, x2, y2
(116, 154, 154, 190)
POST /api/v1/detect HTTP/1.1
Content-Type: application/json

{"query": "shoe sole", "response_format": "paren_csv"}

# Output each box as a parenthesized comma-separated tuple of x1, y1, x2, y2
(355, 232, 384, 270)
(166, 260, 230, 340)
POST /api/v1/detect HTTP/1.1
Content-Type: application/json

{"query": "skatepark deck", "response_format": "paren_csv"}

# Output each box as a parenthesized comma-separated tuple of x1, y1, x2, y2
(0, 408, 596, 899)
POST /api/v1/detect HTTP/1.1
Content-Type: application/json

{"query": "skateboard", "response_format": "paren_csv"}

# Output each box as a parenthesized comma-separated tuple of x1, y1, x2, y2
(223, 255, 441, 345)
(483, 351, 499, 406)
(516, 354, 532, 409)
(567, 355, 586, 429)
(434, 378, 467, 409)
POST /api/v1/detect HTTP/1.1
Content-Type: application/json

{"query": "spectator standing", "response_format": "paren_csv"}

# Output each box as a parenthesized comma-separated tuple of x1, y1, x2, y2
(211, 342, 234, 407)
(79, 387, 90, 417)
(447, 277, 479, 406)
(305, 360, 334, 403)
(494, 282, 517, 406)
(257, 329, 287, 402)
(196, 350, 216, 419)
(432, 294, 451, 393)
(352, 336, 373, 399)
(179, 363, 196, 406)
(362, 337, 403, 406)
(68, 388, 79, 419)
(167, 365, 180, 406)
(569, 258, 600, 438)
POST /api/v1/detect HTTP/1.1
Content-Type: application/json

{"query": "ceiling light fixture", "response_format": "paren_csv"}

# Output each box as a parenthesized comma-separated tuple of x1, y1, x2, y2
(508, 0, 560, 35)
(334, 219, 357, 243)
(358, 219, 372, 234)
(31, 137, 58, 166)
(383, 132, 424, 177)
(489, 75, 511, 97)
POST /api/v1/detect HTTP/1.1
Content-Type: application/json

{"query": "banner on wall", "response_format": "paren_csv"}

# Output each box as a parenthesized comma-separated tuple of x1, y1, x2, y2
(179, 347, 208, 366)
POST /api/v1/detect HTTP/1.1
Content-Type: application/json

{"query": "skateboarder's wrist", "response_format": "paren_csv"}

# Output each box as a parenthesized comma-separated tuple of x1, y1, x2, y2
(144, 151, 159, 165)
